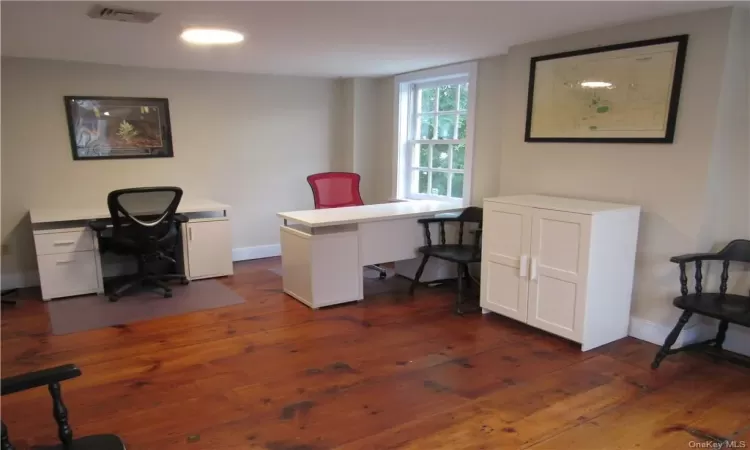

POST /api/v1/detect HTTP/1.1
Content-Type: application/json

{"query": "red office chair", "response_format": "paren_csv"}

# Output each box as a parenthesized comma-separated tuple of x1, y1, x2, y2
(306, 172, 364, 209)
(306, 172, 387, 279)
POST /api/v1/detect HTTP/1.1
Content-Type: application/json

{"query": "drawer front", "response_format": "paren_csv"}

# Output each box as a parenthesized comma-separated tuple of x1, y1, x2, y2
(38, 252, 99, 300)
(34, 230, 94, 255)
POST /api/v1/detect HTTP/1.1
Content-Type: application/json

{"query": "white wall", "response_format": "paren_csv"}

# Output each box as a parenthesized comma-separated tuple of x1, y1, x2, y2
(1, 57, 337, 284)
(497, 7, 745, 332)
(351, 78, 380, 204)
(368, 7, 750, 353)
(331, 78, 354, 173)
(707, 6, 750, 355)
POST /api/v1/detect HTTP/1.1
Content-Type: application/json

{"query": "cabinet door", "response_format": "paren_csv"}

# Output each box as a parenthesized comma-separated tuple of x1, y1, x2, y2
(187, 220, 234, 279)
(480, 203, 531, 322)
(527, 209, 590, 342)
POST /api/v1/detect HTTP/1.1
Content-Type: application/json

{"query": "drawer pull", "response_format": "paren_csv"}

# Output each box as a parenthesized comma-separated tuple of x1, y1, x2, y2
(56, 259, 75, 264)
(53, 240, 76, 246)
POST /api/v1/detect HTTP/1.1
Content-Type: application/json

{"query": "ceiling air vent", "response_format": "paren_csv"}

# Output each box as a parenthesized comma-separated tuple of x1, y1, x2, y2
(87, 4, 160, 24)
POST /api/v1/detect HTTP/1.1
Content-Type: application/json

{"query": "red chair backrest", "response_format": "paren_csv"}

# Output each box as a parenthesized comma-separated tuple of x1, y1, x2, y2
(306, 172, 364, 209)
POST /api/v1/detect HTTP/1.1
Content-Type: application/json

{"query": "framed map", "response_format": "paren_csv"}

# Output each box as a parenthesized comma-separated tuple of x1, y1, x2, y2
(525, 35, 688, 143)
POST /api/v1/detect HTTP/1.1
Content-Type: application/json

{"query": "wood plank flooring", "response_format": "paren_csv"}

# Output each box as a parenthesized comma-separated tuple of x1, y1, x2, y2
(2, 258, 749, 449)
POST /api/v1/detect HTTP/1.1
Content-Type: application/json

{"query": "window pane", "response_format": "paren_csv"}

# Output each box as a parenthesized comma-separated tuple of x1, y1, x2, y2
(414, 170, 428, 194)
(451, 144, 465, 169)
(419, 115, 435, 139)
(432, 144, 449, 169)
(412, 144, 429, 168)
(457, 113, 467, 139)
(431, 172, 448, 196)
(438, 84, 458, 111)
(451, 173, 464, 198)
(459, 83, 469, 110)
(419, 88, 436, 113)
(437, 115, 456, 140)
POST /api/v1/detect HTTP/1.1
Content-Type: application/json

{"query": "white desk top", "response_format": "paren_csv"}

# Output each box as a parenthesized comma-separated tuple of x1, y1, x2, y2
(484, 194, 639, 215)
(30, 199, 230, 224)
(278, 201, 462, 227)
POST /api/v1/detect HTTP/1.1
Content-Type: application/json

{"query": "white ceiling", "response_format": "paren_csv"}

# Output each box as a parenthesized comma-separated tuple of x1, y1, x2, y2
(0, 1, 735, 78)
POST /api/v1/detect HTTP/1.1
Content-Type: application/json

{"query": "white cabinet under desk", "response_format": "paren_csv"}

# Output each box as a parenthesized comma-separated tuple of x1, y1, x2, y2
(30, 199, 233, 301)
(480, 195, 641, 351)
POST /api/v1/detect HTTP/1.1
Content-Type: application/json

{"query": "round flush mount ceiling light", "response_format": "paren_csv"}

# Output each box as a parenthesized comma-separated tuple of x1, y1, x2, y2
(180, 28, 244, 45)
(580, 81, 613, 89)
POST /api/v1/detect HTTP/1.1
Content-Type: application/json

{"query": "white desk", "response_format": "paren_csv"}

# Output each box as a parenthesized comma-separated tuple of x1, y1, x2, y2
(30, 199, 234, 301)
(277, 201, 461, 308)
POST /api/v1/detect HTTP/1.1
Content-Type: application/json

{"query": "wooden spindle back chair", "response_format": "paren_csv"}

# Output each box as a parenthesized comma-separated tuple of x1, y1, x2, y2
(652, 239, 750, 369)
(409, 207, 483, 314)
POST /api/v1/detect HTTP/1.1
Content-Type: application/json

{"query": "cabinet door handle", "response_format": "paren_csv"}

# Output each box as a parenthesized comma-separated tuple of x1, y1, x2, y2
(53, 240, 76, 246)
(530, 257, 538, 281)
(189, 228, 193, 241)
(56, 259, 75, 264)
(519, 255, 528, 278)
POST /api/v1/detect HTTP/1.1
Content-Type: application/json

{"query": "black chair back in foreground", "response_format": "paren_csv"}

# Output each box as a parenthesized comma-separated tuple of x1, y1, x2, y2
(1, 364, 125, 450)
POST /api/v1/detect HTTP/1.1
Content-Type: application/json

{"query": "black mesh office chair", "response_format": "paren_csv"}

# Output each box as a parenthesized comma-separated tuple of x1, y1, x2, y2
(90, 187, 189, 302)
(1, 364, 125, 450)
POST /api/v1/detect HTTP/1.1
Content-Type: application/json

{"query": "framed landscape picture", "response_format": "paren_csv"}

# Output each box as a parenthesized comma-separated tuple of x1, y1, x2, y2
(64, 96, 174, 160)
(524, 35, 688, 143)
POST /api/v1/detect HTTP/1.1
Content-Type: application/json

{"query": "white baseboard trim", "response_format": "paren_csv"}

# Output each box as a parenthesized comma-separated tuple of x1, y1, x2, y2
(1, 271, 40, 291)
(721, 326, 750, 356)
(629, 316, 750, 357)
(699, 322, 750, 357)
(2, 244, 283, 290)
(232, 244, 281, 262)
(628, 316, 703, 348)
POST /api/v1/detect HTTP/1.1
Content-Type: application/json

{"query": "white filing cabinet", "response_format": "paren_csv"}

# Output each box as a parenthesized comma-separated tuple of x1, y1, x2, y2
(34, 228, 101, 300)
(184, 219, 234, 280)
(481, 195, 640, 351)
(279, 225, 362, 308)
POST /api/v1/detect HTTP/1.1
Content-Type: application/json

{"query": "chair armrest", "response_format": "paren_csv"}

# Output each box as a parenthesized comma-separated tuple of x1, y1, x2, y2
(417, 217, 461, 225)
(1, 364, 81, 396)
(174, 214, 189, 224)
(88, 220, 109, 233)
(670, 253, 721, 264)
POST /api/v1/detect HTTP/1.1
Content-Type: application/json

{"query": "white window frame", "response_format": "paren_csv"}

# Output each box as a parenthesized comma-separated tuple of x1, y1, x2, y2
(392, 62, 478, 206)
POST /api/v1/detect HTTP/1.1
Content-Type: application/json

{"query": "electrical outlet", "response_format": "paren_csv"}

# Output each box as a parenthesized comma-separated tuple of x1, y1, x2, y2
(1, 244, 10, 256)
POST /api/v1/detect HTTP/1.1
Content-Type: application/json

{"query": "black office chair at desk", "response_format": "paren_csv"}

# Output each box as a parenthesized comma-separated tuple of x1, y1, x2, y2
(89, 187, 189, 302)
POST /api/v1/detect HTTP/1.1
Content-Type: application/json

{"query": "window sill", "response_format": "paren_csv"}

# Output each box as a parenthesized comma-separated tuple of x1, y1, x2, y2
(394, 196, 465, 206)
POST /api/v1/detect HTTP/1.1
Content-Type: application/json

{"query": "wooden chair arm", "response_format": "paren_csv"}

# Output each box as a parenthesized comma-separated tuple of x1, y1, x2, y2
(1, 364, 81, 396)
(416, 217, 461, 225)
(669, 253, 722, 263)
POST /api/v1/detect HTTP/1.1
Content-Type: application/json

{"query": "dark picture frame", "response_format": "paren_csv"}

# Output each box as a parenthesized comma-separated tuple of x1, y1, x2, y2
(524, 35, 688, 144)
(64, 96, 174, 160)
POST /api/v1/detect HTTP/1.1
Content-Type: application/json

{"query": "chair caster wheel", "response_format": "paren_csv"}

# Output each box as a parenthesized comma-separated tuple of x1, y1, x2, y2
(108, 295, 120, 303)
(164, 290, 173, 298)
(180, 277, 190, 285)
(379, 272, 387, 280)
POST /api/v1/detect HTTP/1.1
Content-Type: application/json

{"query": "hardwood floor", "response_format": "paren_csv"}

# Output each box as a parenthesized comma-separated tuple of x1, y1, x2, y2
(2, 258, 749, 449)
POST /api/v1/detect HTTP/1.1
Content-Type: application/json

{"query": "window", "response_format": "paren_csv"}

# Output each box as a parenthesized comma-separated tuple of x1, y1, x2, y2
(393, 63, 477, 205)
